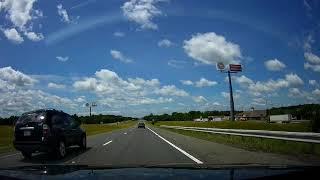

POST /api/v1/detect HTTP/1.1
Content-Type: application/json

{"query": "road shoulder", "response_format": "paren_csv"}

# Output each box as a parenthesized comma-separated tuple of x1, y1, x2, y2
(149, 126, 320, 166)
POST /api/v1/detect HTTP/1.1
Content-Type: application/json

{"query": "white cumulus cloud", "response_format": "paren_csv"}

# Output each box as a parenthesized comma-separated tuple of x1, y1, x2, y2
(110, 50, 133, 63)
(181, 78, 217, 88)
(195, 78, 217, 87)
(304, 52, 320, 64)
(56, 56, 69, 62)
(0, 0, 40, 30)
(0, 66, 76, 116)
(0, 66, 37, 87)
(212, 102, 220, 106)
(121, 0, 164, 30)
(74, 96, 86, 103)
(288, 88, 303, 97)
(73, 69, 189, 108)
(234, 75, 253, 87)
(221, 91, 240, 99)
(180, 80, 193, 86)
(2, 28, 24, 43)
(48, 82, 66, 89)
(285, 73, 304, 86)
(304, 62, 320, 73)
(0, 0, 43, 43)
(264, 59, 286, 71)
(193, 96, 207, 103)
(233, 73, 304, 96)
(57, 4, 70, 23)
(73, 77, 97, 91)
(183, 32, 242, 65)
(303, 50, 320, 73)
(155, 85, 189, 97)
(309, 80, 317, 86)
(312, 89, 320, 96)
(24, 31, 44, 41)
(158, 39, 173, 47)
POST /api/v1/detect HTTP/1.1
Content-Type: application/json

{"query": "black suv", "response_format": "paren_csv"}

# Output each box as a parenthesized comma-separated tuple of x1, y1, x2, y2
(13, 109, 86, 159)
(137, 122, 145, 128)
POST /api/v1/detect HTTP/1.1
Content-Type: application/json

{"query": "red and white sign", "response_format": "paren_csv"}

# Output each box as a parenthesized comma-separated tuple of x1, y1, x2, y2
(229, 64, 242, 72)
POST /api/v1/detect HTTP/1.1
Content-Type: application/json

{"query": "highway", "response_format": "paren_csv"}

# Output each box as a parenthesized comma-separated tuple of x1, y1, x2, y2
(0, 125, 318, 168)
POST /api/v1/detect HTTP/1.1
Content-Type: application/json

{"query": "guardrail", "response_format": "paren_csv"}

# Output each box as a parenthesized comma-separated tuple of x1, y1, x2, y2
(160, 125, 320, 144)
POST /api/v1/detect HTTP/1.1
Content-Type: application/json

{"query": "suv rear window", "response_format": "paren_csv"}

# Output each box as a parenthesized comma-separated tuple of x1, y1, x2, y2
(17, 111, 46, 124)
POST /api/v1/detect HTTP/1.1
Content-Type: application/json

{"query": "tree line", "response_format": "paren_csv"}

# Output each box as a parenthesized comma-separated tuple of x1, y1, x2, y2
(268, 104, 320, 120)
(143, 110, 241, 122)
(143, 104, 320, 122)
(0, 114, 137, 125)
(73, 114, 137, 124)
(1, 104, 319, 126)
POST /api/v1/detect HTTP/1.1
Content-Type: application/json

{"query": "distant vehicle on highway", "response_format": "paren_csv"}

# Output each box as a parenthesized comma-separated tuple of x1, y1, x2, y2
(137, 122, 145, 128)
(269, 114, 292, 123)
(13, 109, 86, 159)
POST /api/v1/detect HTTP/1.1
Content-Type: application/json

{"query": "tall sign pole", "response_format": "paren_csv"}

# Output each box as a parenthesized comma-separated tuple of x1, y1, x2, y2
(228, 71, 235, 121)
(86, 102, 97, 117)
(217, 62, 242, 121)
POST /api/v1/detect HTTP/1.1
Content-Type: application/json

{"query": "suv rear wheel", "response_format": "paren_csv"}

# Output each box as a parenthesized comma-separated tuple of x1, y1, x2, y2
(21, 151, 32, 159)
(79, 135, 86, 150)
(56, 140, 66, 159)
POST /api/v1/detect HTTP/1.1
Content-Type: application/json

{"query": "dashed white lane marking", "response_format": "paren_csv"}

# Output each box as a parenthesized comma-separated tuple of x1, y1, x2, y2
(102, 140, 113, 146)
(0, 153, 20, 159)
(146, 127, 203, 164)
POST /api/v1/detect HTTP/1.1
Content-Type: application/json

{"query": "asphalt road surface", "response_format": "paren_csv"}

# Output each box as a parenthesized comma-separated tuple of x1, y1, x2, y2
(0, 125, 319, 168)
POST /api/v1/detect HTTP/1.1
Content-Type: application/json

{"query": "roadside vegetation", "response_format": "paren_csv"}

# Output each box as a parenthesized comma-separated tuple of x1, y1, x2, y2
(145, 104, 320, 132)
(161, 127, 320, 157)
(0, 114, 137, 126)
(151, 120, 320, 156)
(0, 126, 14, 154)
(82, 121, 136, 136)
(154, 120, 312, 132)
(0, 121, 136, 154)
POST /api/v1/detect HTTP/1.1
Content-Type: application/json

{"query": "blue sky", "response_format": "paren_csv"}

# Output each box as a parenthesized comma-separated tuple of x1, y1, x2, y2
(0, 0, 320, 117)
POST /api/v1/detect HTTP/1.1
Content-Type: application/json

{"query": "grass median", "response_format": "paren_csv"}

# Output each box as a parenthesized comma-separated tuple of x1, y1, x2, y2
(155, 120, 311, 132)
(82, 121, 136, 136)
(0, 121, 136, 154)
(153, 121, 320, 157)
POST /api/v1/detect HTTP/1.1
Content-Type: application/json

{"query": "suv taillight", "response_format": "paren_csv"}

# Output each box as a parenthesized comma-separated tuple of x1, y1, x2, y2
(43, 124, 50, 136)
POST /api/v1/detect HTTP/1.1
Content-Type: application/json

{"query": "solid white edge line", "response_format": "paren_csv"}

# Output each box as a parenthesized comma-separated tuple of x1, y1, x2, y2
(102, 140, 113, 146)
(147, 127, 203, 164)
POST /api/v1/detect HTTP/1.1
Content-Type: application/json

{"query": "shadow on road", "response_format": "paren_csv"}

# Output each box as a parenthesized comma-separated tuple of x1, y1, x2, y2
(19, 146, 92, 164)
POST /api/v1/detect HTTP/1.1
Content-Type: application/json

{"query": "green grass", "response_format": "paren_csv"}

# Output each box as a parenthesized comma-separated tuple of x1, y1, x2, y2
(0, 125, 14, 154)
(81, 121, 136, 136)
(155, 120, 311, 132)
(0, 121, 135, 154)
(159, 127, 320, 157)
